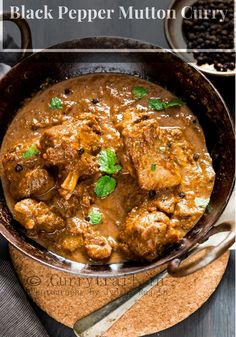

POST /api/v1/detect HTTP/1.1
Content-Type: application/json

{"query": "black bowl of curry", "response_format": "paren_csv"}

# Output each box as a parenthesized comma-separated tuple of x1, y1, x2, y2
(0, 35, 234, 277)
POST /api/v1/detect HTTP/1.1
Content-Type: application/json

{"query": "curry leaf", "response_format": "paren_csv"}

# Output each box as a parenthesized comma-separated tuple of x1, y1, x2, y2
(49, 97, 63, 109)
(95, 176, 116, 198)
(88, 208, 103, 225)
(98, 148, 122, 174)
(23, 144, 40, 159)
(132, 86, 148, 100)
(149, 98, 184, 111)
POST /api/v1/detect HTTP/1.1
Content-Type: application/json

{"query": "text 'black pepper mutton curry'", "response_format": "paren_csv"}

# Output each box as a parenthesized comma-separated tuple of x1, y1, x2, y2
(0, 74, 215, 263)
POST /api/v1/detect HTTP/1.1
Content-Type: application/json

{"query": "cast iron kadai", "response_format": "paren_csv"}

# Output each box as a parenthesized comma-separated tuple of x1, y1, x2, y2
(0, 13, 235, 277)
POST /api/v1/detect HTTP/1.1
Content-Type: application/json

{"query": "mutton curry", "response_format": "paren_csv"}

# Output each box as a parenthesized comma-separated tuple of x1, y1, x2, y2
(0, 73, 215, 263)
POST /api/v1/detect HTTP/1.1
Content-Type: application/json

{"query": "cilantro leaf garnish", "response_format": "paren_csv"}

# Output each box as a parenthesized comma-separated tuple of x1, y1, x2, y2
(95, 175, 116, 198)
(22, 144, 40, 159)
(149, 98, 184, 111)
(49, 97, 63, 109)
(132, 86, 149, 100)
(88, 208, 103, 225)
(149, 98, 165, 111)
(164, 98, 185, 108)
(150, 163, 156, 172)
(98, 148, 122, 174)
(195, 197, 210, 209)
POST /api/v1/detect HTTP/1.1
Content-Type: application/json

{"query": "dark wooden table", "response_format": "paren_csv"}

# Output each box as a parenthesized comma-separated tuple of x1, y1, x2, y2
(1, 0, 235, 336)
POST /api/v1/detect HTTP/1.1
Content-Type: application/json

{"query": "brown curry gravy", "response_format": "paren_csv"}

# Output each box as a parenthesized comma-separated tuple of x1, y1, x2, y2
(0, 73, 215, 263)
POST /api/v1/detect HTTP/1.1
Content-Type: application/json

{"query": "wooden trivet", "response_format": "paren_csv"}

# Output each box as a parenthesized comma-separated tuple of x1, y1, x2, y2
(10, 246, 229, 337)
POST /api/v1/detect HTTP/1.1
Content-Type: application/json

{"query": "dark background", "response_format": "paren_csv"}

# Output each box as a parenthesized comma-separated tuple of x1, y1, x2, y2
(1, 0, 235, 336)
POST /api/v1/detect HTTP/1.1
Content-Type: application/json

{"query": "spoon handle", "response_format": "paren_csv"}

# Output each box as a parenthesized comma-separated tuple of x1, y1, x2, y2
(73, 270, 167, 337)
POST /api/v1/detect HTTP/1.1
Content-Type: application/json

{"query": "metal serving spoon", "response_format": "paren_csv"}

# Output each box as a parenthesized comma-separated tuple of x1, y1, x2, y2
(73, 269, 167, 337)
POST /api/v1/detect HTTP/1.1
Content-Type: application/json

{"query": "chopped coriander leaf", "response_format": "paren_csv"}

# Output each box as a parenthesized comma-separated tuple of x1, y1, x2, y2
(150, 163, 156, 172)
(49, 97, 63, 109)
(98, 148, 122, 174)
(159, 146, 166, 152)
(95, 175, 116, 198)
(132, 86, 148, 100)
(195, 197, 210, 209)
(149, 98, 184, 111)
(164, 98, 184, 108)
(88, 208, 103, 225)
(149, 98, 165, 111)
(23, 144, 40, 159)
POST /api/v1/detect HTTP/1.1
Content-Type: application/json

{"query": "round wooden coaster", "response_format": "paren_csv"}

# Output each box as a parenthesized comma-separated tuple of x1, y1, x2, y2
(9, 246, 229, 337)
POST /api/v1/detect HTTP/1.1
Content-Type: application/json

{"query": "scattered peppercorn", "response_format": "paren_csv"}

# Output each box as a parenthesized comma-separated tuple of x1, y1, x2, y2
(148, 190, 156, 199)
(78, 148, 85, 156)
(134, 115, 149, 124)
(64, 88, 72, 95)
(193, 153, 200, 161)
(15, 164, 23, 172)
(92, 98, 99, 104)
(31, 125, 39, 131)
(179, 192, 186, 198)
(94, 129, 102, 136)
(183, 0, 235, 72)
(85, 216, 91, 222)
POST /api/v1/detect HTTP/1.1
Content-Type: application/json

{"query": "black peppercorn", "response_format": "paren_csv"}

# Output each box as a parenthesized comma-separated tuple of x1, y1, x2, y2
(78, 148, 85, 156)
(183, 0, 235, 72)
(228, 62, 235, 70)
(92, 98, 99, 104)
(193, 153, 200, 161)
(179, 192, 186, 198)
(148, 190, 156, 199)
(15, 164, 23, 172)
(64, 88, 72, 95)
(85, 216, 90, 222)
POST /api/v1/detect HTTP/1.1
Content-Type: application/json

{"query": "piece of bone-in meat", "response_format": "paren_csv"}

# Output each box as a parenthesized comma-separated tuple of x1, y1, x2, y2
(119, 205, 181, 261)
(40, 117, 101, 197)
(14, 198, 65, 232)
(84, 235, 113, 261)
(1, 143, 54, 200)
(122, 119, 183, 190)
